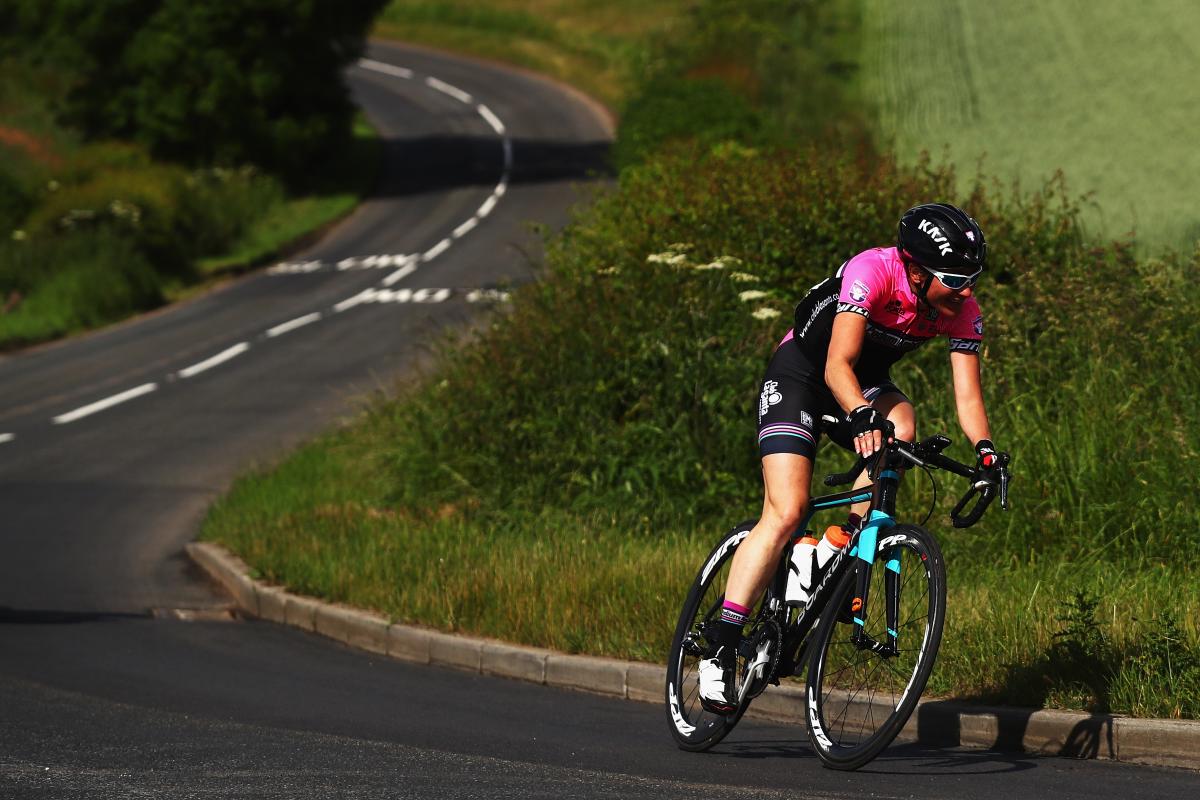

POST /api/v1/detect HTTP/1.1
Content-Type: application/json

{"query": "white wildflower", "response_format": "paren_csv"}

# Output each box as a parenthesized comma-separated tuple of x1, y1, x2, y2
(647, 252, 688, 266)
(11, 230, 26, 241)
(46, 180, 60, 192)
(729, 271, 758, 283)
(597, 266, 621, 275)
(693, 260, 726, 271)
(752, 307, 781, 320)
(739, 289, 769, 302)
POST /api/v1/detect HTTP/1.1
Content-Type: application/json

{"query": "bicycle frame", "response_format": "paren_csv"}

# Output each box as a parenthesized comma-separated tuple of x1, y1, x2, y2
(765, 453, 906, 678)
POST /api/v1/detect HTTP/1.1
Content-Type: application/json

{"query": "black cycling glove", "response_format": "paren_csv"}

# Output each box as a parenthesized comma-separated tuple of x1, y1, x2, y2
(849, 405, 886, 439)
(975, 439, 998, 469)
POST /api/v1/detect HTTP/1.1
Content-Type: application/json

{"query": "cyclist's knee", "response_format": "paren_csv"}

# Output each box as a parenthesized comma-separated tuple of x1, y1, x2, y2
(887, 403, 916, 442)
(760, 492, 809, 540)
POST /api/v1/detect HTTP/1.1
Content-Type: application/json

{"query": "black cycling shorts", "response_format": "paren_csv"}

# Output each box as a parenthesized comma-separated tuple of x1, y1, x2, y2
(755, 340, 907, 460)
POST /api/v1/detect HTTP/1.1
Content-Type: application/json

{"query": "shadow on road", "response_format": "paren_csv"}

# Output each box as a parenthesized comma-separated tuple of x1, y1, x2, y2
(917, 699, 1117, 760)
(0, 607, 150, 624)
(374, 135, 613, 197)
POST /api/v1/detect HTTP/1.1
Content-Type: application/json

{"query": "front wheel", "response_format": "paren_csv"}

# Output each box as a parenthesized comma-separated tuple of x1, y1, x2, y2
(665, 521, 756, 751)
(805, 523, 946, 770)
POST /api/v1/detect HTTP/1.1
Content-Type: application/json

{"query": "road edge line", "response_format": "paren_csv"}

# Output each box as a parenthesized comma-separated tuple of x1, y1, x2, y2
(185, 541, 1200, 770)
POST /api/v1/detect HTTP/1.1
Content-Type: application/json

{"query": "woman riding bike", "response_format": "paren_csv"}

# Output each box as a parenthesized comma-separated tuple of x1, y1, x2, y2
(699, 203, 1009, 713)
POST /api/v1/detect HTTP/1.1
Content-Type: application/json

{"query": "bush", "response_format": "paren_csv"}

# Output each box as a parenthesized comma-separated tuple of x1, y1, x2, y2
(369, 140, 1200, 566)
(0, 227, 162, 346)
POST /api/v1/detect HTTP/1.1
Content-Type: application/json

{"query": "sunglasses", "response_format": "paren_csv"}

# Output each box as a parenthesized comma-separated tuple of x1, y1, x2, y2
(924, 265, 982, 291)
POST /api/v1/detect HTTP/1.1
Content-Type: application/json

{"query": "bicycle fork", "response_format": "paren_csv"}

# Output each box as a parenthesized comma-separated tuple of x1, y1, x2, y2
(847, 467, 903, 656)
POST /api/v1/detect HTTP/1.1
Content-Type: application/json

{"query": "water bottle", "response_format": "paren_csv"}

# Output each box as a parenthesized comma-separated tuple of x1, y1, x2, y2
(785, 527, 850, 606)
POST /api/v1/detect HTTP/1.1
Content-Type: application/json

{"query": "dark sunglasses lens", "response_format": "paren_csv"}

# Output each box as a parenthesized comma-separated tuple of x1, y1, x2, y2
(939, 273, 970, 289)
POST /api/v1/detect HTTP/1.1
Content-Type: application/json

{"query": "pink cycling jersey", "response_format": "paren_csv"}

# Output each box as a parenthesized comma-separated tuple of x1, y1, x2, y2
(785, 247, 983, 380)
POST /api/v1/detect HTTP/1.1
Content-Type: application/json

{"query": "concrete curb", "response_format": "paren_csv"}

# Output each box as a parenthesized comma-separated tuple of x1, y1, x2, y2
(186, 541, 1200, 770)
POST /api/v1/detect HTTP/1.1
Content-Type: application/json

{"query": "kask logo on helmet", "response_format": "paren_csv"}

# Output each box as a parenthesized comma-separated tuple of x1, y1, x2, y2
(917, 219, 954, 256)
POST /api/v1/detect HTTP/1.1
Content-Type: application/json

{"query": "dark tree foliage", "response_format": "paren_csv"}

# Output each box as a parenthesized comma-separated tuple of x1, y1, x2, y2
(2, 0, 387, 179)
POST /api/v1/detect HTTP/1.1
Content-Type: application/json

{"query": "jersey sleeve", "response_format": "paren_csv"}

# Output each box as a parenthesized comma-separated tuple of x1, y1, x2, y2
(836, 250, 889, 319)
(947, 298, 983, 354)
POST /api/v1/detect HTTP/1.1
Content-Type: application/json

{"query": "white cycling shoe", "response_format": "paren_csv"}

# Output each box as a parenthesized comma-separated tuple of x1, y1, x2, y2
(698, 646, 738, 715)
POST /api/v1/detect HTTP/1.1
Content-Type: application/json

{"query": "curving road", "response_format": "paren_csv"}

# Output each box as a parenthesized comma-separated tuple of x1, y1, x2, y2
(0, 41, 1196, 798)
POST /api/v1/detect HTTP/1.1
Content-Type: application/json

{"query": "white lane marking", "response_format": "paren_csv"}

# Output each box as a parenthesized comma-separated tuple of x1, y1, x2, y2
(477, 103, 505, 135)
(383, 263, 417, 287)
(267, 313, 322, 338)
(452, 217, 478, 239)
(466, 289, 511, 303)
(477, 194, 499, 219)
(0, 433, 14, 444)
(53, 383, 158, 425)
(333, 289, 374, 313)
(425, 76, 473, 104)
(421, 238, 452, 262)
(337, 257, 358, 270)
(495, 180, 508, 198)
(358, 58, 414, 80)
(177, 342, 251, 379)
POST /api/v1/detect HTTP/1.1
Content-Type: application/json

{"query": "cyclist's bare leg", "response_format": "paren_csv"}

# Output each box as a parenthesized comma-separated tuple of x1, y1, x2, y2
(724, 453, 813, 608)
(850, 392, 915, 519)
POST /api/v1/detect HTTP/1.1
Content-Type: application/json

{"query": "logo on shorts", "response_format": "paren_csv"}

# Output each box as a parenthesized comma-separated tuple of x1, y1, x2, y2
(759, 380, 783, 421)
(973, 315, 984, 336)
(800, 411, 813, 429)
(849, 279, 870, 304)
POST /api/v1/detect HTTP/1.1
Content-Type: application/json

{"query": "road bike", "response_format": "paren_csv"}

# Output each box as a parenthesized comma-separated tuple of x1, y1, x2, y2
(665, 418, 1011, 770)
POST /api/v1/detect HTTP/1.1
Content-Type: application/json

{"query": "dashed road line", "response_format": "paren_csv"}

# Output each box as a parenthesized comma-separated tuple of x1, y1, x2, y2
(266, 313, 322, 338)
(176, 342, 251, 379)
(421, 238, 452, 262)
(477, 103, 505, 135)
(358, 59, 414, 80)
(424, 76, 473, 104)
(53, 383, 159, 425)
(0, 433, 14, 444)
(383, 263, 418, 287)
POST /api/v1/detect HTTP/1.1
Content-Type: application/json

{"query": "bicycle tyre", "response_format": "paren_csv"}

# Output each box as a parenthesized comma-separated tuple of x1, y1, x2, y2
(804, 523, 946, 770)
(665, 520, 755, 751)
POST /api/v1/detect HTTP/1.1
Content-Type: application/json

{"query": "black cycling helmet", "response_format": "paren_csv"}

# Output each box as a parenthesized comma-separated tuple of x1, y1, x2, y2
(897, 203, 986, 275)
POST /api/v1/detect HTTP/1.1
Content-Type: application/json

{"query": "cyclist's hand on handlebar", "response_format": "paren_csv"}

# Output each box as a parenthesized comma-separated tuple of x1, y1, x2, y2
(850, 405, 891, 458)
(974, 439, 1012, 508)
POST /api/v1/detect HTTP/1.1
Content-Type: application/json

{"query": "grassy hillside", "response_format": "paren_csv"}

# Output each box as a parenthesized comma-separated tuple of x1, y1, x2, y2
(861, 0, 1200, 252)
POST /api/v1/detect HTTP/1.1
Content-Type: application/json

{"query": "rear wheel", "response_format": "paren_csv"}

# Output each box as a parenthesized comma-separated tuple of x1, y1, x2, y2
(665, 521, 756, 751)
(805, 524, 946, 770)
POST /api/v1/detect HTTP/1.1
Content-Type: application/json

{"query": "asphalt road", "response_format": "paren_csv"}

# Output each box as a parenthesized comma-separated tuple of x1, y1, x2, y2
(1, 41, 1197, 798)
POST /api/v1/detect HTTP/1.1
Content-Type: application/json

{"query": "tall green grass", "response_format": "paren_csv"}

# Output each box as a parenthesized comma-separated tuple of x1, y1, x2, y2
(861, 0, 1200, 252)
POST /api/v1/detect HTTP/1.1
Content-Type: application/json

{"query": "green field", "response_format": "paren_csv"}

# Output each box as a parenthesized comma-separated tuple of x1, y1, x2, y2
(861, 0, 1200, 252)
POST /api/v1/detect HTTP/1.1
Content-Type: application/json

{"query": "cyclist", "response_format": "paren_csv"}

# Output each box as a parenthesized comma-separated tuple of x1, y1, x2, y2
(699, 203, 1007, 713)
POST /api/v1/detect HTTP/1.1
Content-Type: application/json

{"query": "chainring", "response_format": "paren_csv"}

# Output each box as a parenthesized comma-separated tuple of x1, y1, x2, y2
(739, 617, 783, 700)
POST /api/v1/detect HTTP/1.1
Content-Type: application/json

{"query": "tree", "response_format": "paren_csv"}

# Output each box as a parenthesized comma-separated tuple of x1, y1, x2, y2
(6, 0, 387, 179)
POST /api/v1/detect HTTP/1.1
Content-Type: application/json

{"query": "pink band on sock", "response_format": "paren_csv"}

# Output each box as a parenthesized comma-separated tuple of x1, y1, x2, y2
(722, 600, 751, 615)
